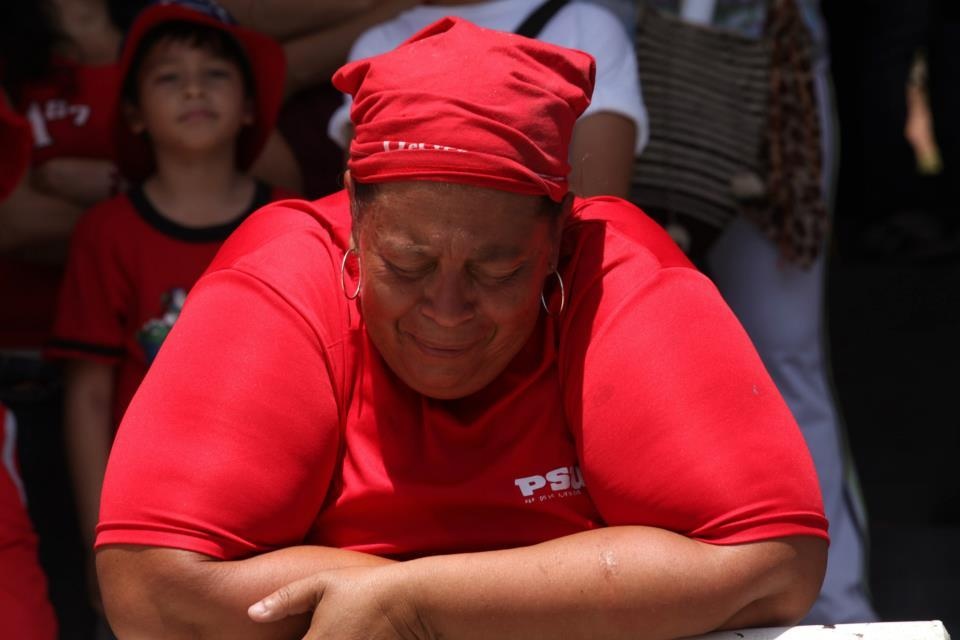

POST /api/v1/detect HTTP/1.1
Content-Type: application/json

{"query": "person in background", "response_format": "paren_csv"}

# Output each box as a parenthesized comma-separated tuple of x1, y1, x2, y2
(643, 0, 877, 624)
(45, 0, 293, 624)
(0, 93, 58, 640)
(218, 0, 421, 98)
(582, 0, 636, 30)
(96, 18, 827, 639)
(210, 0, 422, 198)
(0, 0, 120, 352)
(0, 5, 109, 633)
(0, 0, 299, 360)
(327, 0, 647, 199)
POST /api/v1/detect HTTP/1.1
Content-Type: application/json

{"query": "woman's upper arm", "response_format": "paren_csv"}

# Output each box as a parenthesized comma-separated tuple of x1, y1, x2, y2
(216, 0, 380, 39)
(560, 237, 828, 545)
(97, 266, 342, 560)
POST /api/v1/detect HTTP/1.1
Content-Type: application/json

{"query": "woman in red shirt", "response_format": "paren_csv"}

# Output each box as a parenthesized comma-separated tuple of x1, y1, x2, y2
(97, 17, 829, 639)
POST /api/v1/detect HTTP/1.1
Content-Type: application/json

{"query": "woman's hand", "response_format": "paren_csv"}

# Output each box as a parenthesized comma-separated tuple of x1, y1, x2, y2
(248, 564, 431, 640)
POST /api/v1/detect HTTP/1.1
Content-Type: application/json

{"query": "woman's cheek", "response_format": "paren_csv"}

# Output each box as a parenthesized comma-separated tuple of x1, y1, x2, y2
(362, 272, 420, 319)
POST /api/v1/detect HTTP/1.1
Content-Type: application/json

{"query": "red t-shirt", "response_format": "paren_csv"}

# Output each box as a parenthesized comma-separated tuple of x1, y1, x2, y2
(15, 59, 120, 167)
(47, 182, 292, 427)
(0, 404, 57, 640)
(0, 59, 121, 350)
(97, 191, 828, 560)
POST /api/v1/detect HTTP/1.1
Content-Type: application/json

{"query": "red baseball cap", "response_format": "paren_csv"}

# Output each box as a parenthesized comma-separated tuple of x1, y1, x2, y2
(114, 0, 285, 181)
(333, 17, 596, 202)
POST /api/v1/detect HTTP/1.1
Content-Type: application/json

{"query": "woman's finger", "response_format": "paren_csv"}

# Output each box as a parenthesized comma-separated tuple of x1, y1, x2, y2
(247, 574, 327, 623)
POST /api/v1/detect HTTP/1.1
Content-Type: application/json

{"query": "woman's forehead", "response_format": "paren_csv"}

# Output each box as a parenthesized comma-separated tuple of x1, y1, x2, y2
(357, 183, 550, 254)
(359, 180, 542, 209)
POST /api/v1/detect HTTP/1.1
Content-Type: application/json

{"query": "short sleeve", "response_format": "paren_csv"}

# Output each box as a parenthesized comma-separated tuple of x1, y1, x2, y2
(96, 267, 341, 559)
(560, 223, 827, 544)
(541, 4, 649, 153)
(48, 205, 130, 364)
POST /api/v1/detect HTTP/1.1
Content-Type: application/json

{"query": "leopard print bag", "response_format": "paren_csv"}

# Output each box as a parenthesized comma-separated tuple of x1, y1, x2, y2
(630, 0, 827, 267)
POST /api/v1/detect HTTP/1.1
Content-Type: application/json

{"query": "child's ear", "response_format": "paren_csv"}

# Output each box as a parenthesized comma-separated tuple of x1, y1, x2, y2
(123, 101, 145, 134)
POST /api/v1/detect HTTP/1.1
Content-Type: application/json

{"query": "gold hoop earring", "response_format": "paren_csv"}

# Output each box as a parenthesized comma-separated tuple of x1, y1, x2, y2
(540, 270, 565, 315)
(340, 249, 362, 300)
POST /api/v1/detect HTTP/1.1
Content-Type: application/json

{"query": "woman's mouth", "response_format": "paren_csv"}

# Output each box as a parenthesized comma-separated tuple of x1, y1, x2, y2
(407, 333, 478, 358)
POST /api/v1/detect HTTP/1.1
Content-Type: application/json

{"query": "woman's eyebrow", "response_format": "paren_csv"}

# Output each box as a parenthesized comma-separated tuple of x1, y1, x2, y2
(472, 244, 526, 263)
(377, 238, 431, 256)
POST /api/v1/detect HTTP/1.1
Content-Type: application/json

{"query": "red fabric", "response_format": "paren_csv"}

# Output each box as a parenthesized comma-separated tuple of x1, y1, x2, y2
(47, 184, 294, 428)
(15, 59, 120, 166)
(0, 60, 120, 350)
(114, 3, 286, 181)
(333, 17, 595, 202)
(0, 405, 57, 640)
(97, 191, 827, 560)
(0, 93, 50, 350)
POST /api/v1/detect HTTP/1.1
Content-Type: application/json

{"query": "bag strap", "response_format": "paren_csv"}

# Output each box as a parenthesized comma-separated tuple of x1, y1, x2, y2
(515, 0, 570, 38)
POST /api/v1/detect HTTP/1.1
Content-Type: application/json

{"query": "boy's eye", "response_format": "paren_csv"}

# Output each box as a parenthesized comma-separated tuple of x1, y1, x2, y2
(205, 68, 232, 79)
(155, 72, 179, 83)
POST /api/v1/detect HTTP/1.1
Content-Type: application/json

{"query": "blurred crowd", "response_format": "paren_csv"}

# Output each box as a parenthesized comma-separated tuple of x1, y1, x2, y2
(0, 1, 954, 638)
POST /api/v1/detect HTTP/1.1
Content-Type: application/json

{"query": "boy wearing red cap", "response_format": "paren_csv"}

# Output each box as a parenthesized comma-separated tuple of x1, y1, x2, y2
(46, 0, 293, 608)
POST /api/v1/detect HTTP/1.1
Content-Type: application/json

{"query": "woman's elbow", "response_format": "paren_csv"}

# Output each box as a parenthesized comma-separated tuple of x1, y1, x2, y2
(777, 536, 828, 623)
(723, 536, 828, 629)
(97, 546, 207, 638)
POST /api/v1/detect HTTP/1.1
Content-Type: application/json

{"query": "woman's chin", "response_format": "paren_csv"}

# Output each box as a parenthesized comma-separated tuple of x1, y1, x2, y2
(400, 370, 484, 400)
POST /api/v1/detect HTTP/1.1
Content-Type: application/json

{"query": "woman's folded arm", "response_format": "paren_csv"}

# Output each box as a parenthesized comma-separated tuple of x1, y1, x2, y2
(247, 526, 827, 640)
(97, 543, 395, 639)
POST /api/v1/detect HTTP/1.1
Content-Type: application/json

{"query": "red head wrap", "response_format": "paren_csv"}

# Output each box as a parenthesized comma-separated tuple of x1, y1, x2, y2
(332, 17, 596, 202)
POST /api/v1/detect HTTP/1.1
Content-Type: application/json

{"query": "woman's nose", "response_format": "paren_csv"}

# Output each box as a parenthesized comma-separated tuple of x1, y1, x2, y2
(420, 271, 475, 327)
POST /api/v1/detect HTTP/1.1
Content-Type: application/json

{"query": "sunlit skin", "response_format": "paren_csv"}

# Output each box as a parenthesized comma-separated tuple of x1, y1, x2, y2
(349, 176, 569, 400)
(126, 38, 253, 157)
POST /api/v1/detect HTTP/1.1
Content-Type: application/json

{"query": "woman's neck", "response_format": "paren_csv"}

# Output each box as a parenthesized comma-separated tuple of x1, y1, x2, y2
(145, 148, 256, 229)
(53, 0, 121, 65)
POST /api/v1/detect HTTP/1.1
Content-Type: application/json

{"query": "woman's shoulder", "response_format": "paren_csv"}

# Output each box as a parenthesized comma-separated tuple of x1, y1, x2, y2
(202, 190, 355, 329)
(210, 190, 352, 272)
(565, 195, 694, 273)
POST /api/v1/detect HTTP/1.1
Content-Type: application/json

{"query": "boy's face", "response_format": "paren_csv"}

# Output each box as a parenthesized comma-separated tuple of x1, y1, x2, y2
(126, 37, 252, 157)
